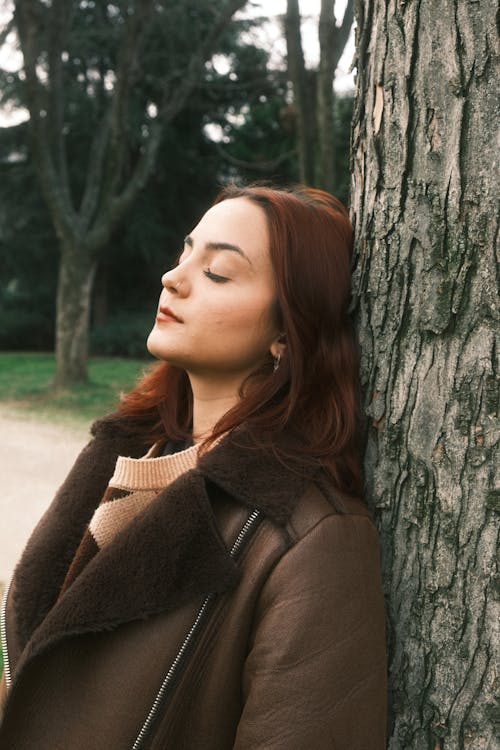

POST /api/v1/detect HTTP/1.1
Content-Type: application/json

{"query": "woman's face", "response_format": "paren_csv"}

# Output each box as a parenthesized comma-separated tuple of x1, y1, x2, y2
(147, 197, 280, 385)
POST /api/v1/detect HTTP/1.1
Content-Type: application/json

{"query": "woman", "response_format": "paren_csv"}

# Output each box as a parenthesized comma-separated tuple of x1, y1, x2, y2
(0, 184, 387, 749)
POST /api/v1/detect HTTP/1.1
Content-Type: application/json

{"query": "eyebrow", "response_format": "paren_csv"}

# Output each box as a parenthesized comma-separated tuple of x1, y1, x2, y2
(183, 235, 252, 266)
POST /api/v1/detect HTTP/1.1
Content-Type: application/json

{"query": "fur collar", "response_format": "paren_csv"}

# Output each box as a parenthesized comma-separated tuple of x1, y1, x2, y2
(9, 411, 322, 682)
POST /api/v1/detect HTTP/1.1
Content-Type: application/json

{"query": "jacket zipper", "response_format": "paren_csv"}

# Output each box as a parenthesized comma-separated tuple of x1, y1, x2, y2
(131, 508, 262, 750)
(1, 575, 13, 690)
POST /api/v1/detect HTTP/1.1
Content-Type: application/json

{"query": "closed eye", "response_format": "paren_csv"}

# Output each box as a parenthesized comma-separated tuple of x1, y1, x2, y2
(204, 268, 230, 283)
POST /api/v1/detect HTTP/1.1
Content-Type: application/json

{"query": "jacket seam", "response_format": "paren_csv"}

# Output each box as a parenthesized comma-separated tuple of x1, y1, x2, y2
(287, 505, 377, 547)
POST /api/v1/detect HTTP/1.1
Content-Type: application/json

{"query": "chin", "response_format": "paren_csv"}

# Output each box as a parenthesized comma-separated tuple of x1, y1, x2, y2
(146, 328, 163, 359)
(146, 330, 182, 367)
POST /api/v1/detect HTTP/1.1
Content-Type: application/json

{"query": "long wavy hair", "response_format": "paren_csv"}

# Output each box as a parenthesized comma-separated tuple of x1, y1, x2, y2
(119, 184, 364, 497)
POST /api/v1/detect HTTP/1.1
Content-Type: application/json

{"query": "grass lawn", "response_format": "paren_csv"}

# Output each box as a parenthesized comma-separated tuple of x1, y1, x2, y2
(0, 352, 153, 426)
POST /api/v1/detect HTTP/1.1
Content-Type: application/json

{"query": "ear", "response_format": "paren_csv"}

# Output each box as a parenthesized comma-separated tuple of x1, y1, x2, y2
(270, 332, 286, 359)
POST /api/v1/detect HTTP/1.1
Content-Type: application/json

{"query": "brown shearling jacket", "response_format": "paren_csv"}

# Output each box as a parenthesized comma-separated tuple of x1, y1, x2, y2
(0, 413, 387, 749)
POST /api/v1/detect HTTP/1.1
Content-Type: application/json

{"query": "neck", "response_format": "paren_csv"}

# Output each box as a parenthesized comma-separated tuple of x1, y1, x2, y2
(188, 375, 242, 444)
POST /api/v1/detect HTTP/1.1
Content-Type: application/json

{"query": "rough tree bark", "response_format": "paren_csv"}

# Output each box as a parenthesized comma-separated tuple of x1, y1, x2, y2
(13, 0, 248, 386)
(350, 1, 499, 748)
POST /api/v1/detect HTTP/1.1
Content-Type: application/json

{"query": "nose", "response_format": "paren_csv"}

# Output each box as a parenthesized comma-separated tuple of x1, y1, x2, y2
(161, 267, 189, 297)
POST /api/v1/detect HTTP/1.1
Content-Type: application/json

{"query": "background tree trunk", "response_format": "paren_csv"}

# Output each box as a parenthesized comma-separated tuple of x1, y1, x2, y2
(285, 0, 353, 190)
(317, 0, 336, 192)
(349, 2, 499, 748)
(316, 0, 353, 193)
(285, 0, 316, 184)
(55, 245, 96, 386)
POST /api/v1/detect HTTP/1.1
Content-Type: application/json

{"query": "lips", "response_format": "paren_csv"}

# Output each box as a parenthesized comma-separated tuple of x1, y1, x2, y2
(157, 305, 182, 323)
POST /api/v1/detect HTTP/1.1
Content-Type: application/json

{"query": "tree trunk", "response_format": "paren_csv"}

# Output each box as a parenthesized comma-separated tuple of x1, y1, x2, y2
(54, 244, 96, 386)
(317, 0, 335, 192)
(92, 265, 109, 328)
(285, 0, 316, 184)
(350, 2, 499, 749)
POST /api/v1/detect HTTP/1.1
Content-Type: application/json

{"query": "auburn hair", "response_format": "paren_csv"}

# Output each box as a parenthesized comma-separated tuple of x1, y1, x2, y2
(119, 184, 364, 498)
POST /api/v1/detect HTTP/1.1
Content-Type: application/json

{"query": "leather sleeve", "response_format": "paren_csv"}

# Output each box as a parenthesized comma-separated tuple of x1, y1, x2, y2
(233, 514, 387, 749)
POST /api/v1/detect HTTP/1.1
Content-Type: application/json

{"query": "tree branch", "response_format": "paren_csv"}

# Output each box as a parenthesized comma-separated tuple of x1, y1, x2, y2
(79, 0, 157, 233)
(333, 0, 354, 69)
(47, 0, 73, 214)
(214, 142, 297, 172)
(85, 119, 163, 252)
(78, 110, 112, 229)
(0, 16, 15, 47)
(102, 0, 156, 200)
(13, 0, 77, 243)
(86, 0, 249, 251)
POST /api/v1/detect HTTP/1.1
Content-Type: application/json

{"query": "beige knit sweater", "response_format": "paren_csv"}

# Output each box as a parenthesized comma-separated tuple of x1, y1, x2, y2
(57, 441, 199, 601)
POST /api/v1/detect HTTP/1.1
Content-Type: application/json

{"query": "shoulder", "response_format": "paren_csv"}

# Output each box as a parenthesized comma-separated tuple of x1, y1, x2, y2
(252, 475, 384, 613)
(284, 474, 376, 547)
(249, 478, 385, 637)
(241, 474, 382, 606)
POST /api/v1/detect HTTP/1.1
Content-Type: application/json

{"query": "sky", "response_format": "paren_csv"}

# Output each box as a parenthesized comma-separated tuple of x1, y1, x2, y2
(0, 0, 355, 126)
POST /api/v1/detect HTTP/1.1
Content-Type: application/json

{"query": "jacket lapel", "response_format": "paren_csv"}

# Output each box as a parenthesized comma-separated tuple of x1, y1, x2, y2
(15, 469, 239, 676)
(11, 424, 150, 658)
(9, 413, 320, 684)
(198, 429, 319, 524)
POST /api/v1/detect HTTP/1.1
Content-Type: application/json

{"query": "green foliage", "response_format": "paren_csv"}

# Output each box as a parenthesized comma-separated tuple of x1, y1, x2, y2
(90, 313, 153, 358)
(0, 121, 58, 350)
(0, 307, 51, 351)
(0, 277, 55, 350)
(217, 95, 297, 185)
(202, 32, 296, 185)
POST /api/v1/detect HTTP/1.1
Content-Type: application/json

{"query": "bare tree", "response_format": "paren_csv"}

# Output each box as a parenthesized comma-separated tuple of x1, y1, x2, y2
(12, 0, 248, 385)
(317, 0, 353, 192)
(350, 0, 499, 747)
(284, 0, 315, 184)
(284, 0, 353, 188)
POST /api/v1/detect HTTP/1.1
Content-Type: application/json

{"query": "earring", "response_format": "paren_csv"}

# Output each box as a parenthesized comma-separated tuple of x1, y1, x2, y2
(273, 353, 281, 372)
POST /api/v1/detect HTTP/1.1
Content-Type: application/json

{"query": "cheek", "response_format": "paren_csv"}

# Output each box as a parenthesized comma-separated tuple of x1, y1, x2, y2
(209, 298, 273, 337)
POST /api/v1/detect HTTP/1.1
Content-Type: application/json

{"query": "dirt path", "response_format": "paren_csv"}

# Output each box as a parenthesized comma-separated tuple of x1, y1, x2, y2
(0, 410, 90, 585)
